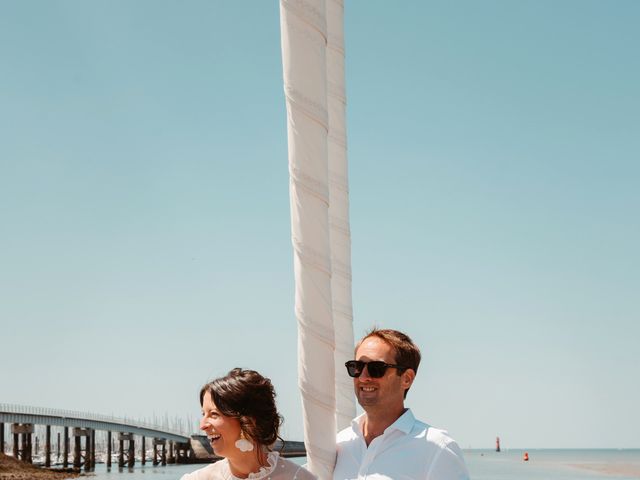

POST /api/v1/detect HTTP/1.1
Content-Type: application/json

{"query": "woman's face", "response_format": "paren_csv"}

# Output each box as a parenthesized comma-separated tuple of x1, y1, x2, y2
(199, 391, 243, 458)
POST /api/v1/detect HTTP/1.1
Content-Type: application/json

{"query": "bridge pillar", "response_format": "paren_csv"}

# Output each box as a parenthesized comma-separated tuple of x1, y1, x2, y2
(72, 429, 81, 470)
(56, 431, 60, 460)
(175, 442, 181, 464)
(23, 433, 31, 463)
(152, 440, 158, 466)
(175, 441, 190, 464)
(85, 429, 93, 471)
(152, 439, 158, 467)
(128, 435, 135, 468)
(90, 429, 96, 471)
(118, 436, 124, 468)
(72, 428, 90, 471)
(12, 430, 18, 458)
(11, 423, 33, 463)
(45, 425, 51, 467)
(63, 427, 69, 468)
(107, 431, 112, 468)
(73, 435, 80, 470)
(141, 436, 146, 465)
(118, 433, 134, 469)
(153, 438, 166, 466)
(26, 429, 32, 463)
(35, 435, 39, 456)
(168, 440, 175, 464)
(0, 422, 4, 454)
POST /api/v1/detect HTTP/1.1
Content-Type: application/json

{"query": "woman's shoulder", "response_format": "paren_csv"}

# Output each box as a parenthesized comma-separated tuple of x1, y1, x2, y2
(180, 460, 226, 480)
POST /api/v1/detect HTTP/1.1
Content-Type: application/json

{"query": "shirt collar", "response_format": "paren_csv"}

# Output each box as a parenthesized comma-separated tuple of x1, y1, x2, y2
(387, 408, 415, 434)
(351, 412, 366, 437)
(352, 408, 416, 437)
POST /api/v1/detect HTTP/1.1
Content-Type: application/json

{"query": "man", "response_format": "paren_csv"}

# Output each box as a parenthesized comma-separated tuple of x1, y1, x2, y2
(334, 329, 470, 480)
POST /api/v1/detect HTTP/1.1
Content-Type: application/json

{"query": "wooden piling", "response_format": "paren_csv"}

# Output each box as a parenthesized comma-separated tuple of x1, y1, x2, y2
(63, 427, 69, 468)
(168, 440, 175, 464)
(153, 441, 158, 466)
(117, 433, 134, 468)
(141, 436, 146, 465)
(84, 430, 91, 472)
(128, 437, 135, 468)
(73, 435, 81, 470)
(12, 429, 18, 458)
(107, 431, 112, 468)
(71, 428, 89, 471)
(118, 438, 124, 468)
(90, 429, 96, 471)
(11, 424, 34, 463)
(45, 425, 51, 467)
(23, 431, 32, 463)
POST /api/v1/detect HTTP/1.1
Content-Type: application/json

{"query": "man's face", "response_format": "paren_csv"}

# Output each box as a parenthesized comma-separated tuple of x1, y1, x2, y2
(353, 336, 411, 412)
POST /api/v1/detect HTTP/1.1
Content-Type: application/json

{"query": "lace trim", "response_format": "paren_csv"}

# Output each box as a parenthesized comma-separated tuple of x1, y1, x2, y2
(226, 452, 279, 480)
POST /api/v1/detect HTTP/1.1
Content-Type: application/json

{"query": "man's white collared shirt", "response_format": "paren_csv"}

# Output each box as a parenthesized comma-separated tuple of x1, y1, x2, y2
(334, 409, 470, 480)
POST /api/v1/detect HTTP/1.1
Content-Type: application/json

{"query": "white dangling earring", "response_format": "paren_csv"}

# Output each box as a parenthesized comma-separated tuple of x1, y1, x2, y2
(235, 431, 254, 452)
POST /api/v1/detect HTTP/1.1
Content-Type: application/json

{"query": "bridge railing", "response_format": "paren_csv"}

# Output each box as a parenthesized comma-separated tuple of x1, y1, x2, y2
(0, 403, 192, 437)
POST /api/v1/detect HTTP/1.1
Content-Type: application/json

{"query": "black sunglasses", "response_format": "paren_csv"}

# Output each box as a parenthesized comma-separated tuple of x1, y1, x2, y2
(345, 360, 407, 378)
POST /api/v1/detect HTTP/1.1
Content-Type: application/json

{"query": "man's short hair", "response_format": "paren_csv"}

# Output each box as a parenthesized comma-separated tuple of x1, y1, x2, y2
(356, 328, 422, 398)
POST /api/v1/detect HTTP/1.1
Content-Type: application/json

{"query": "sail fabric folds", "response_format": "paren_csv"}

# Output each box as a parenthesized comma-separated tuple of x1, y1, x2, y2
(280, 1, 336, 479)
(280, 0, 354, 478)
(326, 0, 355, 433)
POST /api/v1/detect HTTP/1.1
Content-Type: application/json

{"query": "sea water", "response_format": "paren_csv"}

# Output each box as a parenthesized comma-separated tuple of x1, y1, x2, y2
(70, 450, 640, 479)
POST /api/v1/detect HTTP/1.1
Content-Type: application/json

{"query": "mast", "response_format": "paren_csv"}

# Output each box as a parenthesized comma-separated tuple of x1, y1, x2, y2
(326, 0, 356, 432)
(280, 1, 336, 478)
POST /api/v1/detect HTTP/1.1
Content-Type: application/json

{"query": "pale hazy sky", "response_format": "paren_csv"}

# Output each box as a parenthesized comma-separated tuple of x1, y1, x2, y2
(1, 1, 638, 449)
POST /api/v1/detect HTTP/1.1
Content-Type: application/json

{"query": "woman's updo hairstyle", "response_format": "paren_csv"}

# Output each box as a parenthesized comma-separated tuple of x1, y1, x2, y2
(199, 368, 283, 448)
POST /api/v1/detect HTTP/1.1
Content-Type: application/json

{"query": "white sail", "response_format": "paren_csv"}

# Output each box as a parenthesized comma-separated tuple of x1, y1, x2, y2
(280, 1, 336, 479)
(326, 0, 356, 431)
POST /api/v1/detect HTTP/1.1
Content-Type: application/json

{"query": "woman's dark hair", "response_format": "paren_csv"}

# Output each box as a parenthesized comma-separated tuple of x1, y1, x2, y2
(199, 368, 283, 448)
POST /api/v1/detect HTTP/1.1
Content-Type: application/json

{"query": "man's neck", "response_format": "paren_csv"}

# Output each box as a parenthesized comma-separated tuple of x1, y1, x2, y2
(362, 406, 407, 446)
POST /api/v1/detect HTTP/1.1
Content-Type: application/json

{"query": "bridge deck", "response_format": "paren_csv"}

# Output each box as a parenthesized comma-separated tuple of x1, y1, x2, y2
(0, 404, 189, 443)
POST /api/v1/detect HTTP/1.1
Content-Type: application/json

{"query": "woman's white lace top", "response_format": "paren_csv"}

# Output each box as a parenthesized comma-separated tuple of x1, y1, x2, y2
(180, 452, 316, 480)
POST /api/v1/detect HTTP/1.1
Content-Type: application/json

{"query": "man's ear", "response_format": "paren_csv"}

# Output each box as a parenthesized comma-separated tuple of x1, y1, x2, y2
(401, 368, 416, 391)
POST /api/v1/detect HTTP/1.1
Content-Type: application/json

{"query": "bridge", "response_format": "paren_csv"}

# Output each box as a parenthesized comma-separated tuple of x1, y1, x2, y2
(1, 403, 193, 471)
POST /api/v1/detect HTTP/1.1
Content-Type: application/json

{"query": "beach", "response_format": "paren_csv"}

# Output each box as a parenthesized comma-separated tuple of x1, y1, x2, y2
(466, 449, 640, 480)
(0, 454, 80, 480)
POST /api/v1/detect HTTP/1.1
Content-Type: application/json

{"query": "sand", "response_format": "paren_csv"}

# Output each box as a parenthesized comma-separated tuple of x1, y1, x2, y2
(568, 462, 640, 478)
(0, 454, 81, 480)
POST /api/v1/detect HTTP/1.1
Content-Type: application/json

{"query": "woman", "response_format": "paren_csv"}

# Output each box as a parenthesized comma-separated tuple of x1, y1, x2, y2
(181, 368, 315, 480)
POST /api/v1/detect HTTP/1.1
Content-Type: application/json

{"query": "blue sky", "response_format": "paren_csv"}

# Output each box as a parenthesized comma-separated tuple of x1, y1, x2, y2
(1, 1, 638, 449)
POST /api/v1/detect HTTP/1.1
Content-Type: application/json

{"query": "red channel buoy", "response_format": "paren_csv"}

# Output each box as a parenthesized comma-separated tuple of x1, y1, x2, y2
(523, 452, 529, 461)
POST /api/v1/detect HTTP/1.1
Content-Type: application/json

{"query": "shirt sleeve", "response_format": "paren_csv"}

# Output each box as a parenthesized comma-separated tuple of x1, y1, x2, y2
(426, 441, 470, 480)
